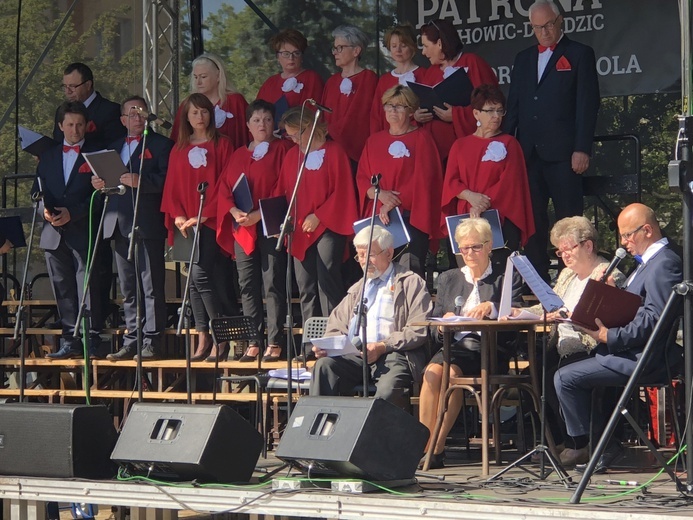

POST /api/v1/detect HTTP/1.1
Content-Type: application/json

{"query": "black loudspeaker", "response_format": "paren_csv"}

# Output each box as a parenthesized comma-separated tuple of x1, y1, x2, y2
(111, 403, 262, 483)
(276, 397, 429, 481)
(0, 403, 118, 478)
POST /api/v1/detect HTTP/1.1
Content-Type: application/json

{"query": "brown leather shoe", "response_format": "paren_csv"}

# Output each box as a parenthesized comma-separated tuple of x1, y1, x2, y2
(559, 446, 590, 467)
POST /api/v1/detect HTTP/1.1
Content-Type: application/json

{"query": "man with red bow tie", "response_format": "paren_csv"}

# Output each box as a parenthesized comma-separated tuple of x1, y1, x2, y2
(34, 101, 104, 359)
(504, 0, 600, 282)
(91, 96, 174, 360)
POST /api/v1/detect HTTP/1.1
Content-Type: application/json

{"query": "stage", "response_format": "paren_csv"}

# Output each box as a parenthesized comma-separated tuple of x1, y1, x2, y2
(2, 447, 691, 520)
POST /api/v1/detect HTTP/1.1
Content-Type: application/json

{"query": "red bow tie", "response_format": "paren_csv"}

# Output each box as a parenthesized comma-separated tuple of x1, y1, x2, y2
(63, 144, 80, 153)
(126, 136, 141, 145)
(537, 44, 556, 53)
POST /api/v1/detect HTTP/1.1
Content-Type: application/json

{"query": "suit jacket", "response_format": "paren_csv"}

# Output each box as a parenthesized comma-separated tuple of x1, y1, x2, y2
(35, 142, 99, 252)
(504, 35, 600, 162)
(594, 244, 682, 376)
(53, 92, 125, 150)
(102, 130, 174, 240)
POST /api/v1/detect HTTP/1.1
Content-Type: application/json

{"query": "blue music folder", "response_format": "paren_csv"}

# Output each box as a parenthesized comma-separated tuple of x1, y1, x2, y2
(446, 209, 504, 253)
(353, 207, 411, 249)
(231, 174, 253, 229)
(0, 216, 26, 247)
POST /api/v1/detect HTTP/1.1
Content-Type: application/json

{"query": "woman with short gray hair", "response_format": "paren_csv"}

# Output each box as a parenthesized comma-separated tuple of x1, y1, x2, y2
(321, 24, 378, 166)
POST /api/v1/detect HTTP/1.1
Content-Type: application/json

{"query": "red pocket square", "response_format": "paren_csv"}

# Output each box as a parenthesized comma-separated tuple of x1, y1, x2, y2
(86, 120, 97, 132)
(78, 162, 91, 174)
(556, 56, 572, 71)
(139, 148, 153, 160)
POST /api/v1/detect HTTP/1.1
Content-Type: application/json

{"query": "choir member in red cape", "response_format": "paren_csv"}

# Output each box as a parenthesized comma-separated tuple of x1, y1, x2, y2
(442, 84, 535, 254)
(276, 107, 359, 325)
(416, 19, 498, 162)
(257, 29, 324, 120)
(161, 93, 236, 362)
(217, 100, 293, 363)
(369, 25, 427, 135)
(171, 54, 249, 150)
(321, 25, 378, 165)
(358, 85, 443, 278)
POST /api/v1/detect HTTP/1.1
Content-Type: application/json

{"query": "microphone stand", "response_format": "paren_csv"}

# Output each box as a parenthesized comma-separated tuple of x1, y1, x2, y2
(73, 191, 113, 405)
(12, 188, 42, 402)
(351, 174, 382, 396)
(275, 103, 323, 415)
(127, 124, 149, 405)
(176, 181, 208, 404)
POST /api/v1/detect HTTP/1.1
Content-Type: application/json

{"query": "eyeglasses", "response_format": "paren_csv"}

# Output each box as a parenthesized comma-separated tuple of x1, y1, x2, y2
(425, 20, 441, 32)
(619, 224, 646, 241)
(383, 104, 410, 113)
(459, 242, 488, 254)
(354, 249, 386, 262)
(479, 108, 506, 116)
(531, 16, 560, 32)
(331, 44, 355, 54)
(555, 240, 585, 258)
(122, 112, 145, 119)
(277, 50, 302, 59)
(60, 80, 88, 91)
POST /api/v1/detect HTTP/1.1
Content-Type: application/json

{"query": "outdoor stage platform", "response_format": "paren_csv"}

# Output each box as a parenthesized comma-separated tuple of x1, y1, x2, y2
(2, 447, 692, 520)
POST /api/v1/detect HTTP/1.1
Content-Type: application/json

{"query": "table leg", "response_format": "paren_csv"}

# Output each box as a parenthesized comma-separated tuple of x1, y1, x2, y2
(481, 331, 489, 476)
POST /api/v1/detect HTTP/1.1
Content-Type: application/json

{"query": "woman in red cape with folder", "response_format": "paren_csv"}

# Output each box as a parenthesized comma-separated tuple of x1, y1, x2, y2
(321, 24, 377, 166)
(369, 25, 427, 134)
(358, 85, 443, 278)
(276, 107, 359, 324)
(416, 19, 498, 162)
(161, 93, 235, 362)
(217, 100, 293, 363)
(170, 54, 249, 150)
(442, 84, 535, 253)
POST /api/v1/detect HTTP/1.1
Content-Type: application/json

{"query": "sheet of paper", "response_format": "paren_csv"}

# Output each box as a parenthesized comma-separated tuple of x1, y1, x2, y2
(508, 309, 542, 321)
(430, 316, 476, 323)
(310, 335, 360, 357)
(510, 254, 564, 312)
(497, 256, 515, 319)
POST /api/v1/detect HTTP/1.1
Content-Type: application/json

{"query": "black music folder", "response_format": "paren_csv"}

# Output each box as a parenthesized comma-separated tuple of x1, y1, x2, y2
(171, 227, 199, 263)
(18, 126, 57, 157)
(259, 196, 288, 237)
(407, 67, 473, 118)
(0, 216, 26, 247)
(82, 150, 128, 188)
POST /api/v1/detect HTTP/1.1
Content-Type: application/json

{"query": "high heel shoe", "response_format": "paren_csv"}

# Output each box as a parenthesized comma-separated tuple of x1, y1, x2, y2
(239, 343, 260, 363)
(191, 334, 212, 361)
(204, 342, 230, 363)
(262, 344, 282, 362)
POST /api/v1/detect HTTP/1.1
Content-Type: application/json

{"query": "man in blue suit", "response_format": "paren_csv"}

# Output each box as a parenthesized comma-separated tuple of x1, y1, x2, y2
(36, 101, 103, 359)
(555, 203, 682, 471)
(505, 0, 600, 281)
(91, 96, 174, 360)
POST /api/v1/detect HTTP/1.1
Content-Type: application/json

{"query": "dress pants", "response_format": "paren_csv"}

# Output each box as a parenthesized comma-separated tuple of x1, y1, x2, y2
(397, 212, 429, 279)
(113, 228, 166, 351)
(523, 151, 584, 281)
(234, 234, 287, 347)
(44, 238, 102, 350)
(310, 350, 412, 410)
(190, 225, 230, 332)
(554, 355, 629, 437)
(293, 230, 346, 322)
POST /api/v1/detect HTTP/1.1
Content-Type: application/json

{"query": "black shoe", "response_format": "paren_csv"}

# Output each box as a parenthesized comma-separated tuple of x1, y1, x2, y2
(575, 441, 624, 474)
(133, 345, 161, 361)
(106, 348, 135, 361)
(419, 451, 445, 470)
(46, 345, 81, 360)
(295, 350, 316, 363)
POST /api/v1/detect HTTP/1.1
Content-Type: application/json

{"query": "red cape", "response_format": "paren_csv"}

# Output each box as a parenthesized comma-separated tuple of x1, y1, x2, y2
(357, 128, 443, 241)
(369, 67, 427, 134)
(275, 140, 359, 261)
(216, 138, 293, 257)
(160, 136, 234, 244)
(441, 133, 535, 245)
(257, 69, 325, 107)
(421, 53, 498, 161)
(170, 93, 250, 150)
(321, 69, 378, 162)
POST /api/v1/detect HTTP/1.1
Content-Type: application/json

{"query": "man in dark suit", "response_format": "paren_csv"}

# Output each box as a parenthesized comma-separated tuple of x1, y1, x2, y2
(91, 96, 173, 360)
(36, 101, 103, 359)
(554, 203, 682, 471)
(505, 0, 600, 281)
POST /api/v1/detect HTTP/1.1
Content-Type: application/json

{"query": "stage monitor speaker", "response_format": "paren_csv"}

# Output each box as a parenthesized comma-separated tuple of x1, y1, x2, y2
(111, 403, 262, 483)
(0, 403, 118, 479)
(275, 396, 429, 481)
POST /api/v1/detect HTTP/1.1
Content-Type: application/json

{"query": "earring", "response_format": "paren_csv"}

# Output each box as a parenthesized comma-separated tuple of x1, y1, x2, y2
(476, 120, 481, 127)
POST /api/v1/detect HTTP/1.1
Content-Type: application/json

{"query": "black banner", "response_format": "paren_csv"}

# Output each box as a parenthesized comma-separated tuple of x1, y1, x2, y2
(398, 1, 681, 97)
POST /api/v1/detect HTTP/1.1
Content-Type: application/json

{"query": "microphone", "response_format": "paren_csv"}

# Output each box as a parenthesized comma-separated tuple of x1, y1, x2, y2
(101, 185, 126, 196)
(307, 99, 333, 113)
(198, 181, 209, 193)
(600, 247, 627, 282)
(135, 107, 172, 129)
(454, 296, 464, 315)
